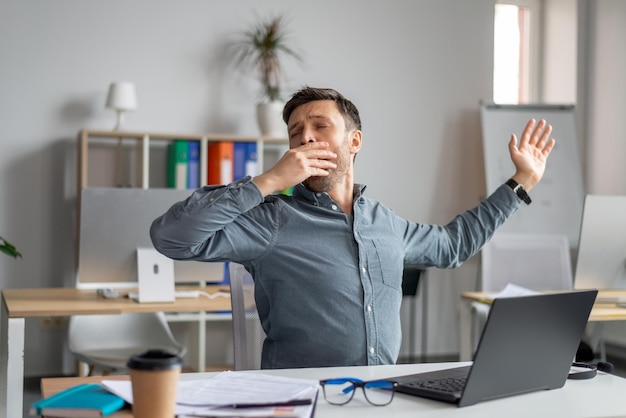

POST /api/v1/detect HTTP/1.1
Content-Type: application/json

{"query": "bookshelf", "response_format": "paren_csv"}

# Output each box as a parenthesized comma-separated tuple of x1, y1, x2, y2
(77, 129, 288, 191)
(75, 129, 288, 372)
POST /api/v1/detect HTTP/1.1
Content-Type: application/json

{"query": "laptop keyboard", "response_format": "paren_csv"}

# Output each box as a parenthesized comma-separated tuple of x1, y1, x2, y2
(405, 376, 467, 393)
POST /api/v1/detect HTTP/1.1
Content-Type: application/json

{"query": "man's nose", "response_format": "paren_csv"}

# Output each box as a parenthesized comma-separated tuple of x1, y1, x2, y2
(301, 127, 315, 145)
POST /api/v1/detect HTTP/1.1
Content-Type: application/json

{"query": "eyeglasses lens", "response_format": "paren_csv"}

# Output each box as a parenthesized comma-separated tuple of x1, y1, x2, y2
(322, 379, 355, 405)
(363, 380, 395, 406)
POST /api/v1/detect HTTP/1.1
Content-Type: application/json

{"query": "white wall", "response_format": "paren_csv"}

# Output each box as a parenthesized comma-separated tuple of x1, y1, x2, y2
(543, 0, 626, 196)
(585, 0, 626, 195)
(2, 0, 497, 376)
(583, 0, 626, 348)
(543, 0, 578, 104)
(542, 0, 626, 349)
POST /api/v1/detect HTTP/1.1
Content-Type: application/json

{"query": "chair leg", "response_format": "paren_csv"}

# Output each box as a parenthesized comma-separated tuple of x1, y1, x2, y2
(75, 360, 88, 377)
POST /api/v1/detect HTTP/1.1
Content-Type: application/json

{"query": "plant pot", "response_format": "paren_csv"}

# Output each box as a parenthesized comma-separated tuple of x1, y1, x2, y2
(256, 101, 285, 138)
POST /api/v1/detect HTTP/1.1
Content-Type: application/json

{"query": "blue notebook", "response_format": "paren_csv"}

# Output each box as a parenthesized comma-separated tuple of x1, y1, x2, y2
(30, 383, 125, 417)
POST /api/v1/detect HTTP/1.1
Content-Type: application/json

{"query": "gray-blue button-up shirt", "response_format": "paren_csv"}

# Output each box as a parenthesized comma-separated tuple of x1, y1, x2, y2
(150, 176, 520, 369)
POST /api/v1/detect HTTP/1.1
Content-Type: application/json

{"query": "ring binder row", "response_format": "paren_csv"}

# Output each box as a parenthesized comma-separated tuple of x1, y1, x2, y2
(169, 140, 259, 189)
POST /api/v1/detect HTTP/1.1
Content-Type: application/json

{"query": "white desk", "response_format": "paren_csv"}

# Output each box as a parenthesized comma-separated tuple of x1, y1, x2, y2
(41, 362, 626, 418)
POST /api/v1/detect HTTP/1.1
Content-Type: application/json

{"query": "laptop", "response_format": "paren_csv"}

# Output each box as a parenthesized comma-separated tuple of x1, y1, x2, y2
(392, 290, 597, 407)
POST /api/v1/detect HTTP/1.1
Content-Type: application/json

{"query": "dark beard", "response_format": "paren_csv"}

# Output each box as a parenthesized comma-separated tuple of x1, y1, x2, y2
(304, 175, 337, 192)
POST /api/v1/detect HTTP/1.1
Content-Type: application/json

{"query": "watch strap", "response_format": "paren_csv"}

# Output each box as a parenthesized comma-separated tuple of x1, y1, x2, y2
(505, 178, 532, 205)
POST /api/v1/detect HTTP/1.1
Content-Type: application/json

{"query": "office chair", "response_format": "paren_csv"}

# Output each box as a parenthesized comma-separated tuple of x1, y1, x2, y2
(402, 267, 425, 363)
(471, 233, 574, 352)
(229, 262, 265, 370)
(68, 312, 186, 376)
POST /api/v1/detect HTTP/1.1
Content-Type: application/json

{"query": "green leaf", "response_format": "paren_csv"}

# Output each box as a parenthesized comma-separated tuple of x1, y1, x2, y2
(0, 236, 22, 259)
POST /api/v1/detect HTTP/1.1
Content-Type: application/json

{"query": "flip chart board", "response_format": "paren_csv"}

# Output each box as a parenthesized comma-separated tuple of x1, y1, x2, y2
(480, 103, 584, 246)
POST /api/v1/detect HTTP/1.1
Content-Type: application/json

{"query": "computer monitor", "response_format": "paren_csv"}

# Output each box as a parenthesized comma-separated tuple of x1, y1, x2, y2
(77, 187, 225, 288)
(574, 194, 626, 290)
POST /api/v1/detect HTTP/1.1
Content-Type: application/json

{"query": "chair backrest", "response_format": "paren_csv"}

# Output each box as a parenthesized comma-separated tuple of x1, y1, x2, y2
(68, 312, 186, 372)
(229, 262, 265, 370)
(481, 232, 573, 292)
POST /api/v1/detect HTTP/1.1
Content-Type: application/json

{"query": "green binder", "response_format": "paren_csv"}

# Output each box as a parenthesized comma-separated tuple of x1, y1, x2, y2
(167, 139, 189, 189)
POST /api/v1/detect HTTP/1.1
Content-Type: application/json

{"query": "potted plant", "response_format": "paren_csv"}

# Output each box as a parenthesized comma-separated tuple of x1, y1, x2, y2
(0, 236, 21, 259)
(232, 14, 302, 138)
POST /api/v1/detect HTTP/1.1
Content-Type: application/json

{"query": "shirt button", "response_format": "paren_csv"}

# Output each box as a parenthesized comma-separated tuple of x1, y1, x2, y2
(316, 192, 322, 197)
(331, 204, 338, 210)
(362, 267, 367, 273)
(366, 305, 372, 312)
(369, 347, 375, 354)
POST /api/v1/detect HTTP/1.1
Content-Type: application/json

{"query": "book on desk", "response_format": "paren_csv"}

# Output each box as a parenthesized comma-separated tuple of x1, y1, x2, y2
(30, 383, 126, 417)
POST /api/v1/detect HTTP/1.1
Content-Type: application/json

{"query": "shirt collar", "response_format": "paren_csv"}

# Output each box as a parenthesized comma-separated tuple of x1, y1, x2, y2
(293, 183, 368, 210)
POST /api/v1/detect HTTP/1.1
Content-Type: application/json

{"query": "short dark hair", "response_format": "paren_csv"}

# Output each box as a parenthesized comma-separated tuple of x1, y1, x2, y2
(282, 87, 362, 131)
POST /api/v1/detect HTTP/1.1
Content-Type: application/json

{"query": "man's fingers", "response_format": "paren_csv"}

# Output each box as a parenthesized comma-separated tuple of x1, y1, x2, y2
(542, 138, 556, 156)
(520, 119, 555, 151)
(519, 118, 536, 146)
(311, 157, 337, 171)
(509, 133, 518, 151)
(528, 119, 547, 146)
(536, 123, 553, 149)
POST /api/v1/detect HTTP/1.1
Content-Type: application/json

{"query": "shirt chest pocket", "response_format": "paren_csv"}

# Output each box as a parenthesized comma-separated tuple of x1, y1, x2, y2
(365, 239, 404, 290)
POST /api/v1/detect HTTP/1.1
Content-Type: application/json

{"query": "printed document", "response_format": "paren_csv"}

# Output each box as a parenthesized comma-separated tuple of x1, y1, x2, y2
(102, 371, 319, 417)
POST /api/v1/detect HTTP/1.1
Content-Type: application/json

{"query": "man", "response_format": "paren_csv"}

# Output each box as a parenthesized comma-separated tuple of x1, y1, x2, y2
(150, 87, 555, 369)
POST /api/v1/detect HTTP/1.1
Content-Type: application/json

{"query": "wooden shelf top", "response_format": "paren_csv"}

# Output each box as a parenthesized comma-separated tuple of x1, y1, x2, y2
(2, 285, 231, 318)
(79, 129, 288, 144)
(462, 289, 626, 322)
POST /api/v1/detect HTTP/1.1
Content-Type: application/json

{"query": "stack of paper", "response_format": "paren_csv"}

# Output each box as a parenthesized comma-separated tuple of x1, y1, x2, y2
(103, 371, 319, 418)
(485, 283, 540, 300)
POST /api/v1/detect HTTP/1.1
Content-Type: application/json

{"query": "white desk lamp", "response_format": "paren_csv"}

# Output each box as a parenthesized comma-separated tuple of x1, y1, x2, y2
(106, 82, 137, 130)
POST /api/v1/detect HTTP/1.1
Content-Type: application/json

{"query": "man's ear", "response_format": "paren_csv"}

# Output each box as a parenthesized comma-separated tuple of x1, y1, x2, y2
(350, 129, 363, 155)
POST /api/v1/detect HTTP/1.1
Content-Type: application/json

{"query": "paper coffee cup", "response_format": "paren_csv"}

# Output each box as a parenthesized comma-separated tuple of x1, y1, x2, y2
(127, 349, 182, 418)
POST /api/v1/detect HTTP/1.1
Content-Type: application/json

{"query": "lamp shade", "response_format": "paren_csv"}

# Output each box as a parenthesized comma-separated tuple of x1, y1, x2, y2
(106, 82, 138, 111)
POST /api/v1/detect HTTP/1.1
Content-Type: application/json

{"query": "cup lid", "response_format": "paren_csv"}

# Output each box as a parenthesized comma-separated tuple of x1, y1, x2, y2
(127, 349, 183, 371)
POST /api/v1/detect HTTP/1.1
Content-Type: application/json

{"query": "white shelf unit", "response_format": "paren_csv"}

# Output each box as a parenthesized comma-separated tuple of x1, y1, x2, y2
(77, 129, 288, 190)
(76, 129, 287, 371)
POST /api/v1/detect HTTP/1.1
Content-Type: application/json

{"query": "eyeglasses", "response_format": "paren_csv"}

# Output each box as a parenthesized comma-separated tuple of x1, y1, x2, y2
(319, 377, 398, 406)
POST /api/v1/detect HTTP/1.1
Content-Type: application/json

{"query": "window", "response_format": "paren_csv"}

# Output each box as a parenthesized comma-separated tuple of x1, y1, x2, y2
(493, 1, 540, 104)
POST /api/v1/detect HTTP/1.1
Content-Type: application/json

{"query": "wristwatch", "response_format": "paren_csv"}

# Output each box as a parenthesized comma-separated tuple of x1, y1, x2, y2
(505, 178, 532, 205)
